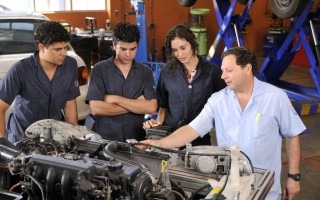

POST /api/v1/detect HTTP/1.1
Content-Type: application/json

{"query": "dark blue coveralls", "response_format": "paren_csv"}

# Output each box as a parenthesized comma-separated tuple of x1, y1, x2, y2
(157, 56, 226, 146)
(0, 52, 80, 143)
(86, 57, 157, 142)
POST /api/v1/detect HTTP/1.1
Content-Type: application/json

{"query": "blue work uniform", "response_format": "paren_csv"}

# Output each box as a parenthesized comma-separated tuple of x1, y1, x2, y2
(86, 57, 157, 142)
(157, 57, 226, 146)
(0, 52, 80, 143)
(189, 77, 306, 200)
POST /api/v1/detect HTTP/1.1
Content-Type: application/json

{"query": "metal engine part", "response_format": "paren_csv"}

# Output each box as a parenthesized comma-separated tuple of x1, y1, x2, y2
(1, 142, 179, 200)
(0, 120, 182, 200)
(166, 144, 273, 198)
(8, 154, 155, 200)
(24, 119, 104, 143)
(183, 144, 253, 175)
(0, 119, 274, 200)
(145, 126, 172, 140)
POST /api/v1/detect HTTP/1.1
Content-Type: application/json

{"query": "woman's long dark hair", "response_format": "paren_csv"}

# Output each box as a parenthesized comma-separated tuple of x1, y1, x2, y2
(165, 25, 198, 76)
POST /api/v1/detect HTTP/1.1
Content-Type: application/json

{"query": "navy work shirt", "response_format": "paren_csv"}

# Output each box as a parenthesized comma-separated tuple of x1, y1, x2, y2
(0, 52, 80, 143)
(157, 57, 226, 145)
(86, 57, 157, 142)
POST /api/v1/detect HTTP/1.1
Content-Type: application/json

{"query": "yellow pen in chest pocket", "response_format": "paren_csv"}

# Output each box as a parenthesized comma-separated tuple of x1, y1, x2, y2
(256, 112, 261, 122)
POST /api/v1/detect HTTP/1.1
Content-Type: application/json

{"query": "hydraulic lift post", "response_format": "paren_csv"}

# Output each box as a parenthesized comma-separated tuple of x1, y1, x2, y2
(257, 0, 320, 101)
(206, 0, 254, 65)
(131, 0, 148, 62)
(130, 0, 165, 85)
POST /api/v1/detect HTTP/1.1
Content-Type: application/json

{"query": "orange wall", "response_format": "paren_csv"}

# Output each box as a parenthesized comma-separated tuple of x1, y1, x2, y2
(44, 0, 273, 60)
(44, 11, 109, 30)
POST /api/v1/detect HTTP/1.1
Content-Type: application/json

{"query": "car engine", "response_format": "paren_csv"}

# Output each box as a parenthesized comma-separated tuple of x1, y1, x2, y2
(0, 119, 274, 200)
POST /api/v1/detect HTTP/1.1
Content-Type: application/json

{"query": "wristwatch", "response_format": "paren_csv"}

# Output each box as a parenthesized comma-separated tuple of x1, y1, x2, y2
(288, 173, 301, 181)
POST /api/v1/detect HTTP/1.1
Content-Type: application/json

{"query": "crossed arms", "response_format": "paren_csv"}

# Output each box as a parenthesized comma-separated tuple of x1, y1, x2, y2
(89, 94, 157, 116)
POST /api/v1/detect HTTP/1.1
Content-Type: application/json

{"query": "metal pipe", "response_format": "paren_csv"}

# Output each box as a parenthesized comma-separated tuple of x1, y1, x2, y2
(0, 144, 21, 163)
(309, 19, 320, 66)
(233, 23, 240, 47)
(31, 165, 42, 198)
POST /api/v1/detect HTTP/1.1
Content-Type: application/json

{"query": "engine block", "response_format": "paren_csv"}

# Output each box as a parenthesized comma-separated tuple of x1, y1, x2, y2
(0, 119, 274, 200)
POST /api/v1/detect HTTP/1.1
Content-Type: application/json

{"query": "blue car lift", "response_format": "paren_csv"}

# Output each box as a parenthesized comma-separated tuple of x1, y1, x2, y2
(131, 0, 165, 85)
(206, 0, 320, 115)
(206, 0, 254, 65)
(131, 0, 148, 62)
(257, 0, 320, 105)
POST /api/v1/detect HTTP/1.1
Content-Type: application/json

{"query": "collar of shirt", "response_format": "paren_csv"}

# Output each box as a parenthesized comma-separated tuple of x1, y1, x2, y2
(226, 77, 265, 98)
(32, 51, 65, 70)
(31, 51, 40, 68)
(177, 56, 203, 82)
(110, 55, 140, 71)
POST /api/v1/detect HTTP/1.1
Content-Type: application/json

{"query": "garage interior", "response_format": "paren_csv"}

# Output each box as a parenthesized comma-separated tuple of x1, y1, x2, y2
(0, 0, 320, 199)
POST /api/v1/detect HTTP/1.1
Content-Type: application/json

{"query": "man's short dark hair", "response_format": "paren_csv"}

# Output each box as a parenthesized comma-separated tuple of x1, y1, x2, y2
(35, 21, 70, 48)
(222, 47, 258, 74)
(112, 22, 140, 44)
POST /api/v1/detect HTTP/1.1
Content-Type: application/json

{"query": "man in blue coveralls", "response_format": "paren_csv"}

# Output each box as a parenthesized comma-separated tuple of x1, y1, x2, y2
(86, 22, 157, 142)
(0, 21, 80, 143)
(140, 47, 305, 200)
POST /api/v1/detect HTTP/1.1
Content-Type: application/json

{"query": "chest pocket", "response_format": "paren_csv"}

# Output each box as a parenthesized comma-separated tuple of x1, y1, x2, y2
(254, 115, 278, 139)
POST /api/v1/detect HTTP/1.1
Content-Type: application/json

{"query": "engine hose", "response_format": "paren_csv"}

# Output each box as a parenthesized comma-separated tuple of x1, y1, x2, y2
(37, 143, 49, 154)
(31, 165, 42, 197)
(26, 188, 37, 200)
(212, 155, 231, 200)
(189, 183, 211, 200)
(169, 178, 189, 199)
(172, 190, 186, 200)
(61, 170, 73, 200)
(42, 142, 59, 156)
(50, 143, 59, 155)
(26, 174, 45, 200)
(46, 167, 57, 199)
(103, 141, 148, 170)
